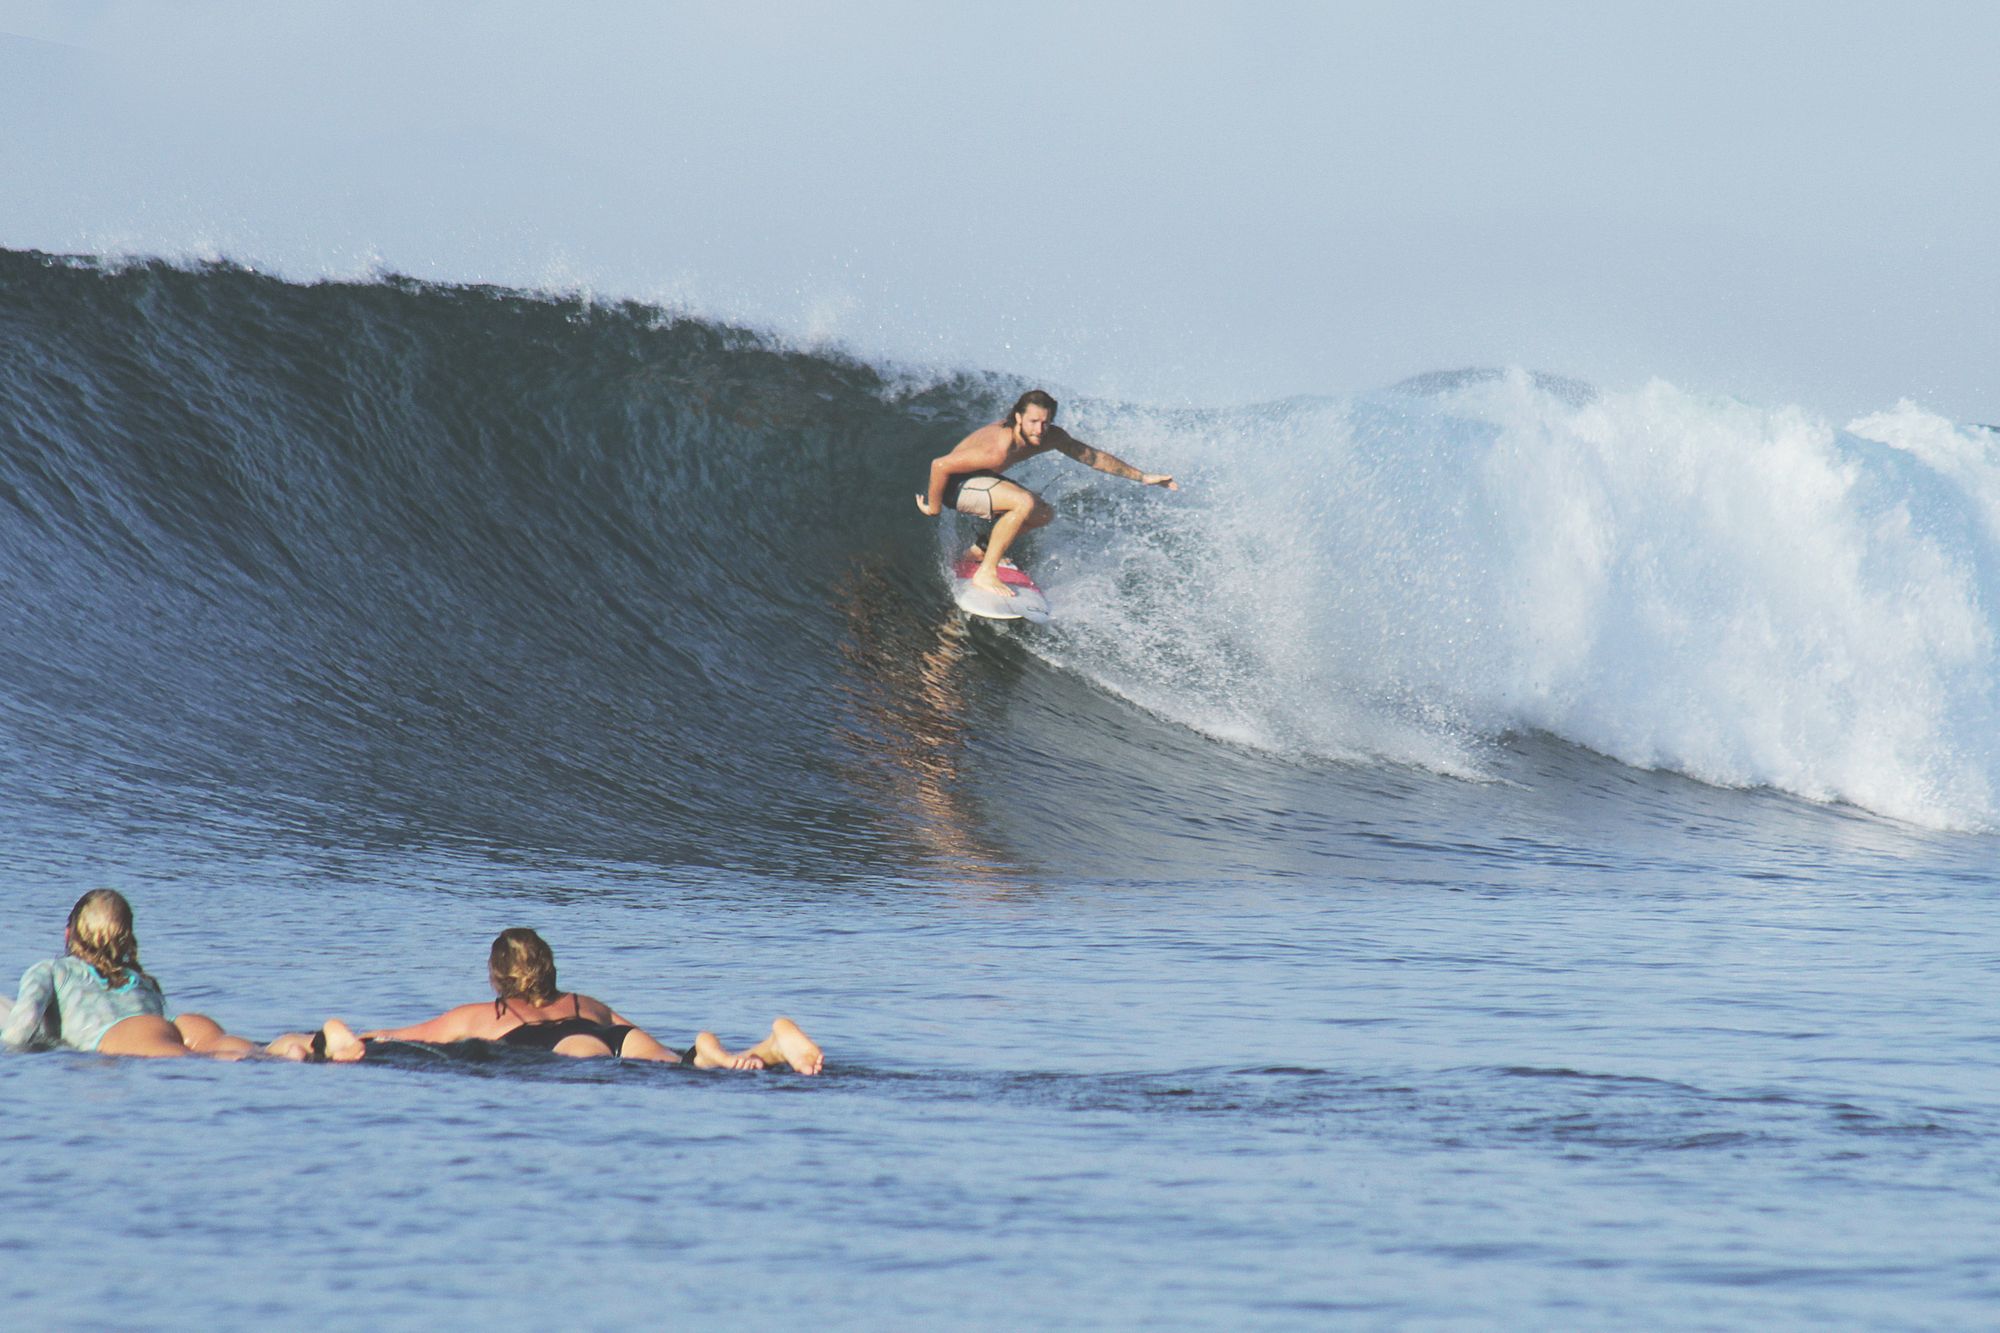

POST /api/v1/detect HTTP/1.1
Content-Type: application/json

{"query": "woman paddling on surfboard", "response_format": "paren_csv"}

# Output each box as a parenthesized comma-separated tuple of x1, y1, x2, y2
(915, 389, 1178, 599)
(1, 888, 360, 1060)
(351, 928, 824, 1073)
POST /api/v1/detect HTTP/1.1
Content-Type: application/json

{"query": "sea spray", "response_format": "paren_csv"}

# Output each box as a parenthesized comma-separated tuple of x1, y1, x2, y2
(1034, 372, 1999, 829)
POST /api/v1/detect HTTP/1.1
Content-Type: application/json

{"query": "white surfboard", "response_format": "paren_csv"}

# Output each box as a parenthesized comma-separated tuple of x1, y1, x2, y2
(951, 555, 1051, 623)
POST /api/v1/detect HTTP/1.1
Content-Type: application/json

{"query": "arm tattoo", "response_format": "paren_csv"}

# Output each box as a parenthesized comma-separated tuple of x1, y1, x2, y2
(1091, 448, 1142, 480)
(1060, 431, 1143, 480)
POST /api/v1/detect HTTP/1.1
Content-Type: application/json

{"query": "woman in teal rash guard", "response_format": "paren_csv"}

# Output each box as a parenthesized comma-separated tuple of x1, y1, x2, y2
(1, 888, 361, 1060)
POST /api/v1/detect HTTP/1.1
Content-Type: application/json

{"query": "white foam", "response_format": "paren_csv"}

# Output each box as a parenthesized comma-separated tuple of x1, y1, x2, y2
(1030, 372, 2000, 830)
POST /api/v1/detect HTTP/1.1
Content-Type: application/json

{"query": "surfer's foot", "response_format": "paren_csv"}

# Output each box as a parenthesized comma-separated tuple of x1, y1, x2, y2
(692, 1029, 763, 1071)
(965, 539, 987, 561)
(970, 567, 1016, 598)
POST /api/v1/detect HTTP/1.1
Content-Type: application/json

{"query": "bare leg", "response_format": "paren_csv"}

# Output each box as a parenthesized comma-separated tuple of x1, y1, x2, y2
(617, 1026, 691, 1065)
(733, 1017, 824, 1075)
(971, 483, 1050, 598)
(578, 1020, 823, 1073)
(173, 1012, 259, 1061)
(689, 1029, 764, 1071)
(263, 1032, 316, 1060)
(973, 509, 1031, 596)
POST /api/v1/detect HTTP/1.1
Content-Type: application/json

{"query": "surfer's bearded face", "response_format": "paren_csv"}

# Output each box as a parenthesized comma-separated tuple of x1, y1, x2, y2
(1016, 403, 1052, 443)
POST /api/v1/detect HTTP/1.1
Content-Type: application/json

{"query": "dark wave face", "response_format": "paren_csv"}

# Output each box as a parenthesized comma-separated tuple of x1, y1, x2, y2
(0, 251, 1059, 876)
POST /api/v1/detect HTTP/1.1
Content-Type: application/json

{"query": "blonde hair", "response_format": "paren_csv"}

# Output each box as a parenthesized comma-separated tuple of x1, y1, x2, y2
(489, 928, 559, 1012)
(67, 888, 147, 989)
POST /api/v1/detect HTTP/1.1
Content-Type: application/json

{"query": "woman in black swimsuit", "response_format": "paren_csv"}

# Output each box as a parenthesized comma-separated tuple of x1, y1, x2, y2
(357, 928, 824, 1073)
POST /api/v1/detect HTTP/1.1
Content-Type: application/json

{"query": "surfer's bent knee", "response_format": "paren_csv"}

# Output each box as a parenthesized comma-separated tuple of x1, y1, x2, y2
(990, 482, 1043, 517)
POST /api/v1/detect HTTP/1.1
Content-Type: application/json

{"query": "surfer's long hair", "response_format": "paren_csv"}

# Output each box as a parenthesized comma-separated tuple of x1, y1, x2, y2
(1001, 389, 1058, 427)
(67, 888, 149, 990)
(490, 927, 560, 1011)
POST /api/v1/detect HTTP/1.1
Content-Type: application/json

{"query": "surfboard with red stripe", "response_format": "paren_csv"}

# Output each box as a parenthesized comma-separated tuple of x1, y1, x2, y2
(950, 556, 1051, 622)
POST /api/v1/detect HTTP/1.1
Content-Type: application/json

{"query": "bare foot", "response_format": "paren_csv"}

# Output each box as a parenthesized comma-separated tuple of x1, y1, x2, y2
(770, 1017, 824, 1075)
(264, 1032, 315, 1061)
(269, 1019, 367, 1062)
(964, 540, 987, 562)
(319, 1019, 367, 1062)
(692, 1030, 763, 1071)
(970, 567, 1016, 598)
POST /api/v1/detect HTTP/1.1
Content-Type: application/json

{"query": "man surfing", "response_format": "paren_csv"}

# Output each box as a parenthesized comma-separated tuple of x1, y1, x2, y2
(915, 390, 1178, 598)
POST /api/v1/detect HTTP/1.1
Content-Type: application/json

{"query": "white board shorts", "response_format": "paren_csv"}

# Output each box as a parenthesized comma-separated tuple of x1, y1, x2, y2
(943, 470, 1006, 520)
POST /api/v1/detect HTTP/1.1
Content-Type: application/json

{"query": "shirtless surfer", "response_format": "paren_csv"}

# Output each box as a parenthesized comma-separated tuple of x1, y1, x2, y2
(915, 390, 1178, 598)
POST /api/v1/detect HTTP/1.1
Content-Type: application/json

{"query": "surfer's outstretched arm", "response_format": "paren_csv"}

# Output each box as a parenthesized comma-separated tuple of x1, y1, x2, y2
(1048, 428, 1177, 490)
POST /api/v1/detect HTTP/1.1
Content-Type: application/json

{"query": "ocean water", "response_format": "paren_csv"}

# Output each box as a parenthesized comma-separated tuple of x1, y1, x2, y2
(3, 250, 1999, 1329)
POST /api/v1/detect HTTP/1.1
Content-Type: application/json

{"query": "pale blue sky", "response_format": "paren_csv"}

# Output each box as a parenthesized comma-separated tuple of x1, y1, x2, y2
(3, 1, 1995, 419)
